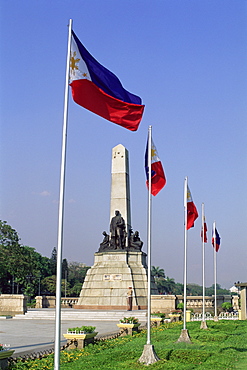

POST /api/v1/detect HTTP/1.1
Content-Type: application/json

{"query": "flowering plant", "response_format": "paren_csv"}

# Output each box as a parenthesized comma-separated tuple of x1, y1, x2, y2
(67, 326, 96, 334)
(0, 344, 10, 351)
(119, 317, 139, 324)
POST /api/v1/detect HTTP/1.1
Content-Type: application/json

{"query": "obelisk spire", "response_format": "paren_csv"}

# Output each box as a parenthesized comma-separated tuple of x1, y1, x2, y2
(110, 144, 131, 241)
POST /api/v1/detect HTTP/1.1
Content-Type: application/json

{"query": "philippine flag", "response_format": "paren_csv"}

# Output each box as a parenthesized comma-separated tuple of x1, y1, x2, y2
(145, 138, 166, 196)
(201, 217, 208, 243)
(69, 31, 145, 131)
(186, 186, 198, 230)
(212, 227, 221, 252)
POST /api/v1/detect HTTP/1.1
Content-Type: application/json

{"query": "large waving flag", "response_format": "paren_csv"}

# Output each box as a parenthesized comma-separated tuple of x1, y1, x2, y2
(145, 138, 166, 196)
(69, 31, 145, 131)
(186, 185, 198, 230)
(212, 226, 221, 252)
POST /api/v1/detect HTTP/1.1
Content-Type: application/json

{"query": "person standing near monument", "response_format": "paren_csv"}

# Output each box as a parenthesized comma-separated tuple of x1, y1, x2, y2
(127, 287, 133, 311)
(110, 210, 126, 249)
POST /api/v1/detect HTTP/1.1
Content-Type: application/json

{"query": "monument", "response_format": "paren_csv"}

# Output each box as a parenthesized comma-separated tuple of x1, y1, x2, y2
(75, 144, 158, 310)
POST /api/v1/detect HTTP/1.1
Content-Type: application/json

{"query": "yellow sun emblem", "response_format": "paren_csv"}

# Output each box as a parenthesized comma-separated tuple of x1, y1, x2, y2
(151, 147, 157, 158)
(187, 189, 192, 201)
(70, 51, 80, 76)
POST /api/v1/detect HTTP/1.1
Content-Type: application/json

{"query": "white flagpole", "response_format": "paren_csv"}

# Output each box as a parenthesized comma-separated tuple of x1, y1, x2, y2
(213, 221, 218, 319)
(139, 126, 160, 364)
(147, 125, 152, 345)
(183, 176, 188, 331)
(54, 18, 72, 370)
(177, 176, 191, 342)
(201, 203, 207, 328)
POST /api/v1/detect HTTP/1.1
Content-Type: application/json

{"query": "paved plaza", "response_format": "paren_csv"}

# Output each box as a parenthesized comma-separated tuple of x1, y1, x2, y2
(0, 308, 146, 357)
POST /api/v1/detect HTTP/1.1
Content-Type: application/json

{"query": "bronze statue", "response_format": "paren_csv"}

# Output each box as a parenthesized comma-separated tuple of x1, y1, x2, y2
(98, 231, 110, 252)
(128, 230, 143, 251)
(110, 210, 126, 249)
(97, 210, 143, 252)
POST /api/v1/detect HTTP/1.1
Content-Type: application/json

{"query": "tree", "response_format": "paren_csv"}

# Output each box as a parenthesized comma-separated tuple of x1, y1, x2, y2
(0, 220, 20, 246)
(151, 266, 165, 279)
(187, 283, 203, 296)
(50, 247, 57, 275)
(62, 258, 68, 279)
(0, 220, 21, 285)
(42, 275, 57, 295)
(173, 282, 184, 295)
(151, 266, 177, 294)
(205, 284, 230, 296)
(69, 282, 82, 296)
(66, 262, 90, 296)
(41, 275, 68, 296)
(163, 276, 176, 294)
(0, 220, 91, 298)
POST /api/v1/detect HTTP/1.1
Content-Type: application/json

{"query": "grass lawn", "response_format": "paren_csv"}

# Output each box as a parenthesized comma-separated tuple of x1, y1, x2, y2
(9, 320, 247, 369)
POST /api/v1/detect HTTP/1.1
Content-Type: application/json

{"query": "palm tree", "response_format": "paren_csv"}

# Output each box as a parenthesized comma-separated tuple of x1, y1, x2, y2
(151, 266, 165, 279)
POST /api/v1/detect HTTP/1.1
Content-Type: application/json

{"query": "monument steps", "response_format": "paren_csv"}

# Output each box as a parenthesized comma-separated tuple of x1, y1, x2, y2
(13, 309, 147, 322)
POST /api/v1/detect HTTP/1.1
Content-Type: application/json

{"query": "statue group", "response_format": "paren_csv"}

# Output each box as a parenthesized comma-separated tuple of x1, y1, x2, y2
(98, 210, 143, 252)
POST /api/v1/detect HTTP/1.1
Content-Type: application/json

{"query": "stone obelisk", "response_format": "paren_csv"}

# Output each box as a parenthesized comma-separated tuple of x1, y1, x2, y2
(75, 144, 158, 310)
(110, 144, 131, 243)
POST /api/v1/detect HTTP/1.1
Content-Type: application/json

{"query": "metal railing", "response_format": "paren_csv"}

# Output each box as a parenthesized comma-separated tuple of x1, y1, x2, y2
(191, 311, 239, 321)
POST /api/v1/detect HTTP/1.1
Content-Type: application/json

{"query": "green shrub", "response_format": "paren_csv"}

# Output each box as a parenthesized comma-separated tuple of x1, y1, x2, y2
(119, 317, 139, 324)
(221, 302, 232, 312)
(151, 312, 166, 318)
(67, 325, 96, 333)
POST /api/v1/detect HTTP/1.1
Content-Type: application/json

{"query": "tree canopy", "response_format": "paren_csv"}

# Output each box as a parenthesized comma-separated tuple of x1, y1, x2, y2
(0, 220, 89, 298)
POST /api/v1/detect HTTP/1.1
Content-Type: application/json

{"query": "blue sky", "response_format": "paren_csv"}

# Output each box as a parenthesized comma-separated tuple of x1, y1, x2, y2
(1, 0, 246, 289)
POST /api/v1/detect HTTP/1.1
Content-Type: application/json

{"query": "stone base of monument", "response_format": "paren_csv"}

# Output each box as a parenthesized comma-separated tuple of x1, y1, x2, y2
(177, 329, 191, 343)
(138, 344, 160, 365)
(74, 251, 158, 310)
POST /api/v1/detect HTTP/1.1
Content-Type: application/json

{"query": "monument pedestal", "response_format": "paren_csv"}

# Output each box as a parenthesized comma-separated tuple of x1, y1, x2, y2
(74, 251, 157, 310)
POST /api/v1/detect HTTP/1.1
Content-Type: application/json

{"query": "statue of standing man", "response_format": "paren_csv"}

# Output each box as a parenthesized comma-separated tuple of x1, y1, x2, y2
(110, 210, 126, 249)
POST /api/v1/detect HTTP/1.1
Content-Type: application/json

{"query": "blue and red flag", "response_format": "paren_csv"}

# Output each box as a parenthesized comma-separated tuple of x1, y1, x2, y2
(145, 138, 166, 196)
(69, 31, 145, 131)
(212, 227, 221, 252)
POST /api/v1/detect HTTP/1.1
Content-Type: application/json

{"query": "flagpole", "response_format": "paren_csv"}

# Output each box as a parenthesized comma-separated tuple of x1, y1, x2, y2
(202, 203, 205, 322)
(177, 177, 191, 342)
(139, 125, 160, 364)
(213, 221, 218, 320)
(54, 18, 72, 370)
(183, 176, 188, 331)
(200, 203, 207, 329)
(147, 125, 152, 345)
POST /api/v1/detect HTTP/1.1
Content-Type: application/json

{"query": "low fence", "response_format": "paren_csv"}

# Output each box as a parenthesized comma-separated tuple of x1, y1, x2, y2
(191, 311, 239, 321)
(61, 297, 79, 307)
(35, 296, 79, 308)
(35, 295, 239, 314)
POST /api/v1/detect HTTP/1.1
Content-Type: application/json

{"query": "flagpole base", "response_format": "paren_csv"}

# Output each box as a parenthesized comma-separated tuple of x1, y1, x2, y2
(200, 321, 208, 330)
(214, 316, 219, 322)
(138, 344, 160, 365)
(177, 329, 191, 343)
